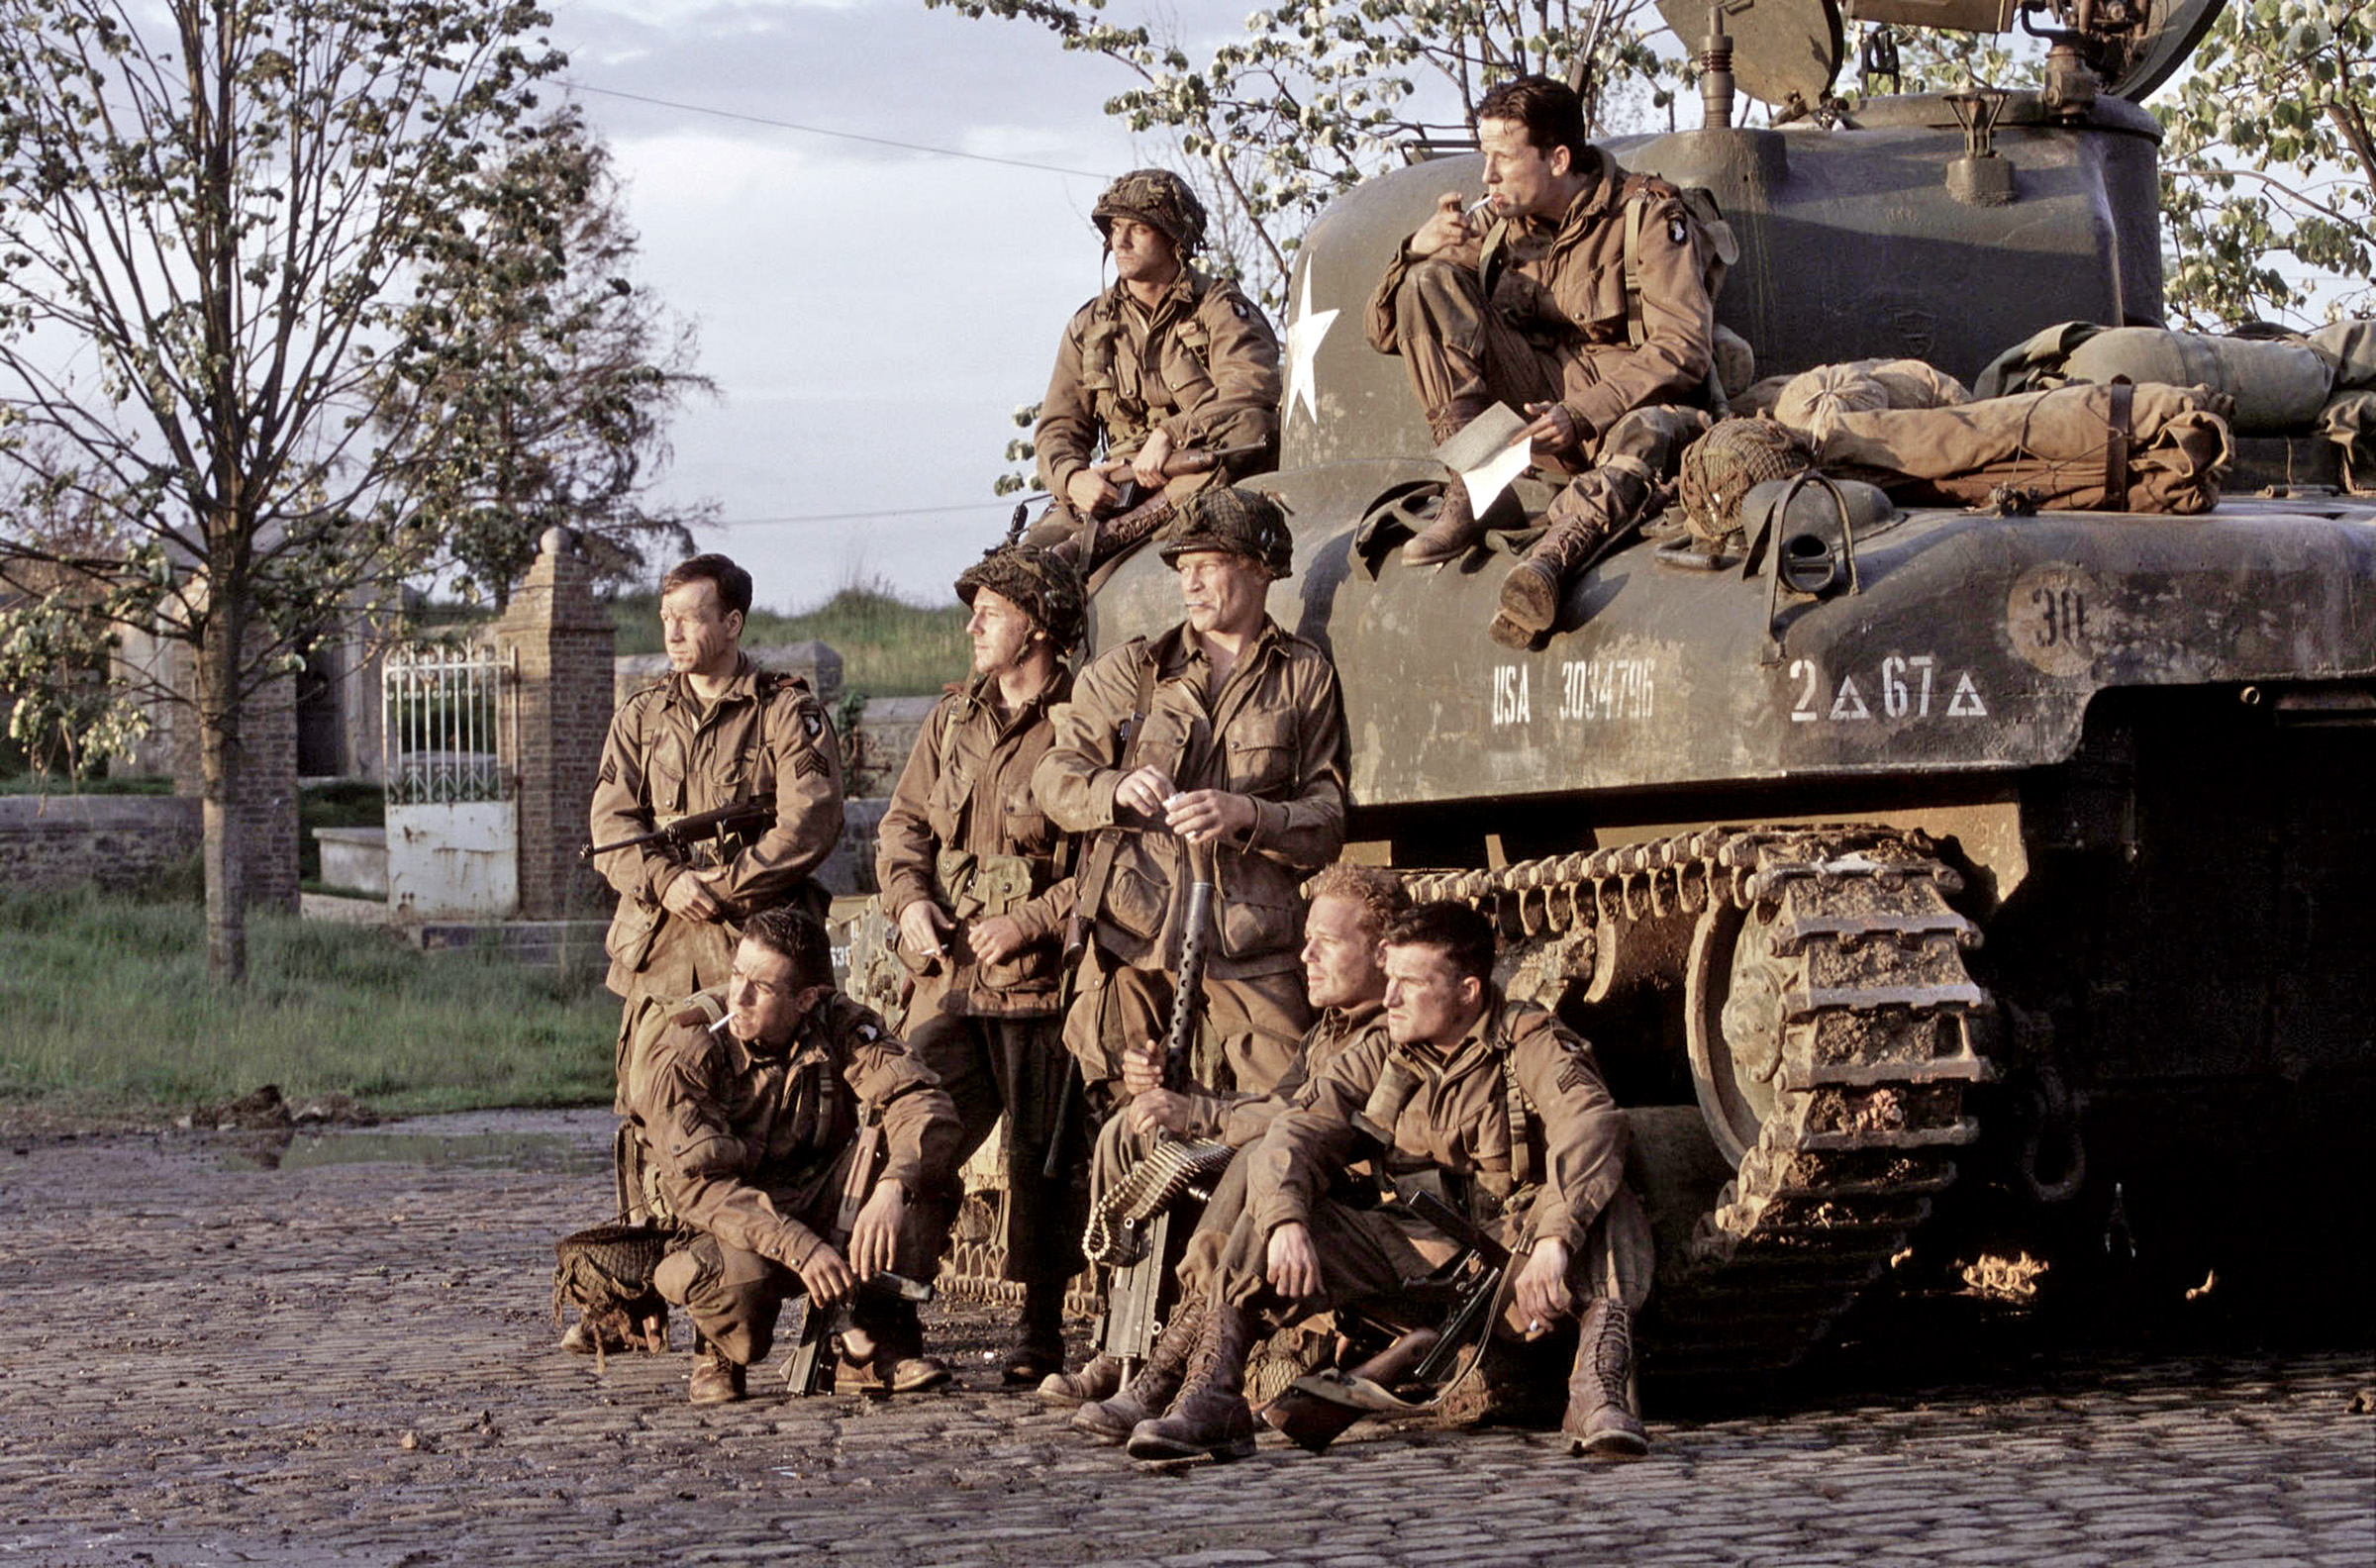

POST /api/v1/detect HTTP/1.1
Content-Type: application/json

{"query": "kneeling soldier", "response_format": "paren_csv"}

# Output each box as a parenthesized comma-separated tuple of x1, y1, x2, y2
(1120, 900, 1654, 1461)
(628, 908, 962, 1404)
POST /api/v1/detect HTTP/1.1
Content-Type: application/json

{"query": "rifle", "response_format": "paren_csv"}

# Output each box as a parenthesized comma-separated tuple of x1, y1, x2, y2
(782, 1112, 939, 1396)
(1256, 1189, 1515, 1452)
(1080, 441, 1271, 570)
(581, 794, 776, 863)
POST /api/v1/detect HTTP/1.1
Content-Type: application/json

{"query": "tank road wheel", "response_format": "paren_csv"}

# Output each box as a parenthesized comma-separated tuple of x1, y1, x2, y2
(1684, 898, 1783, 1166)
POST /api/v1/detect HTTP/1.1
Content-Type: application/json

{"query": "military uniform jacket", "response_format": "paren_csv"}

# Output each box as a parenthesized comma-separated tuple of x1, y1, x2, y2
(1245, 992, 1628, 1257)
(1036, 266, 1283, 500)
(629, 989, 960, 1273)
(874, 669, 1078, 1017)
(1033, 617, 1347, 981)
(1365, 148, 1717, 441)
(590, 656, 845, 998)
(1203, 998, 1384, 1147)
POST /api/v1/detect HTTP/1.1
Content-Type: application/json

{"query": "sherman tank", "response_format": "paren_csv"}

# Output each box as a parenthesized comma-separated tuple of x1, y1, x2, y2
(1077, 0, 2376, 1374)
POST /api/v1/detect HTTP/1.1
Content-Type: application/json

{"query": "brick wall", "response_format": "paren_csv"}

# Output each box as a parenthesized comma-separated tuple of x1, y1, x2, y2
(0, 795, 202, 894)
(497, 532, 616, 920)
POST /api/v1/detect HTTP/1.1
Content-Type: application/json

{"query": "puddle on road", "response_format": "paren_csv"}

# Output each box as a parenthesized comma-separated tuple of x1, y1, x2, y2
(216, 1113, 613, 1175)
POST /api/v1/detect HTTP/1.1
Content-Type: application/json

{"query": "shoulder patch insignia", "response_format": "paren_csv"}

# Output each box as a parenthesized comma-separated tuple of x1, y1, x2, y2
(856, 1023, 880, 1042)
(1233, 298, 1248, 320)
(803, 710, 824, 740)
(1668, 215, 1689, 246)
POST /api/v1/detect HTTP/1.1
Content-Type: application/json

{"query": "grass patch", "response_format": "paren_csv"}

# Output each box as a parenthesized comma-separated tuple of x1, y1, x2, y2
(608, 583, 968, 698)
(0, 887, 617, 1121)
(0, 772, 174, 796)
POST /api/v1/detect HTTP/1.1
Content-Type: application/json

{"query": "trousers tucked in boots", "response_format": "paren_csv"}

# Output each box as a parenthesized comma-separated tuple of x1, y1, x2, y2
(1072, 1294, 1208, 1443)
(1125, 1296, 1259, 1462)
(1562, 1297, 1649, 1458)
(1405, 400, 1495, 565)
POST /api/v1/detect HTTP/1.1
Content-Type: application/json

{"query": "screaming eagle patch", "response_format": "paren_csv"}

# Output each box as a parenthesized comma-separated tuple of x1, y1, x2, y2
(1668, 215, 1689, 246)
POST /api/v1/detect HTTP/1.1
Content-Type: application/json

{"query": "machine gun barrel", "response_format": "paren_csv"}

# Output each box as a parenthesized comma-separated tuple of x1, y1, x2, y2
(581, 794, 775, 862)
(1162, 838, 1219, 1094)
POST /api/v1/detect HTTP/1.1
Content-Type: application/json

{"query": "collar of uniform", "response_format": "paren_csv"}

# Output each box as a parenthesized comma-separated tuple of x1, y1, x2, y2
(1155, 614, 1286, 680)
(959, 664, 1072, 727)
(1324, 997, 1386, 1039)
(663, 652, 761, 713)
(1106, 263, 1206, 323)
(1555, 147, 1624, 234)
(1427, 984, 1514, 1076)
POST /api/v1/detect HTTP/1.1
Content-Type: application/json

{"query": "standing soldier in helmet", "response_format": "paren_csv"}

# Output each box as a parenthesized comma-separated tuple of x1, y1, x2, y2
(873, 541, 1091, 1385)
(1029, 485, 1348, 1404)
(1029, 169, 1284, 571)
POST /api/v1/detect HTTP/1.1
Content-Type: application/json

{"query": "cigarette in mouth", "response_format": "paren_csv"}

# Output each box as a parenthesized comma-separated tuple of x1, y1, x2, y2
(1466, 196, 1494, 223)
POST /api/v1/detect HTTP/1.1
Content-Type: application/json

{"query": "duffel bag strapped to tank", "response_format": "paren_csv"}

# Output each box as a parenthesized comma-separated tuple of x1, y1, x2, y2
(1814, 380, 2233, 515)
(1974, 321, 2340, 436)
(553, 1221, 680, 1367)
(1739, 357, 1972, 437)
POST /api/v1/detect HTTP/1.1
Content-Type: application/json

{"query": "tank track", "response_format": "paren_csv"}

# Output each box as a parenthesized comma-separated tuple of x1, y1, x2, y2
(1406, 825, 1990, 1375)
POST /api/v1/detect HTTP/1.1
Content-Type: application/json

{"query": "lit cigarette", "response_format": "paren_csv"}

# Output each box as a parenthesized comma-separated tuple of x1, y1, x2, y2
(1465, 196, 1495, 224)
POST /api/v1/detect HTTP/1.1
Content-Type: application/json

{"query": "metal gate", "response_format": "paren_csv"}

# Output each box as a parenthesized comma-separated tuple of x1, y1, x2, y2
(381, 643, 518, 917)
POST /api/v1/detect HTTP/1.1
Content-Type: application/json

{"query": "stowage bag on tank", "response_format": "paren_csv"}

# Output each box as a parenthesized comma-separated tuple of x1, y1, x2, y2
(1814, 381, 2233, 515)
(2060, 329, 2336, 434)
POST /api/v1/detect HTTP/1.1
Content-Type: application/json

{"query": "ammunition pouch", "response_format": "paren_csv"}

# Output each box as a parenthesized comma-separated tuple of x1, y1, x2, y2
(934, 847, 1042, 923)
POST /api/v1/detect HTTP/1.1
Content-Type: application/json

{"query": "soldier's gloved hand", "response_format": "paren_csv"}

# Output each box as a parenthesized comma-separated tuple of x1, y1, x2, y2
(847, 1180, 908, 1282)
(1266, 1221, 1323, 1302)
(660, 869, 725, 922)
(1511, 1236, 1574, 1337)
(1120, 1040, 1165, 1099)
(798, 1243, 858, 1309)
(1131, 429, 1176, 489)
(898, 900, 953, 960)
(1163, 788, 1256, 845)
(1114, 766, 1178, 822)
(969, 914, 1026, 965)
(1128, 1089, 1192, 1138)
(1067, 467, 1122, 517)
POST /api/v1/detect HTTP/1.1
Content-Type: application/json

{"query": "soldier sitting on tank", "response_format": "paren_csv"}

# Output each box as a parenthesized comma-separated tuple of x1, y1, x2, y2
(1109, 900, 1654, 1464)
(1029, 487, 1349, 1405)
(1023, 169, 1284, 573)
(1058, 862, 1405, 1440)
(627, 908, 962, 1405)
(1368, 73, 1723, 646)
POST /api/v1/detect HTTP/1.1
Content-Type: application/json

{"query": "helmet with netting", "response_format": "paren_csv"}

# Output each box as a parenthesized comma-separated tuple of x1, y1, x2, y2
(955, 541, 1086, 648)
(1157, 486, 1293, 580)
(1092, 168, 1207, 256)
(1678, 417, 1809, 544)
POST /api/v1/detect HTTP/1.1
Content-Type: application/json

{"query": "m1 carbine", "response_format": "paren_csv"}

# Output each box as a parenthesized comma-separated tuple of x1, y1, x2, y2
(1257, 1189, 1515, 1453)
(581, 794, 775, 863)
(1078, 441, 1271, 569)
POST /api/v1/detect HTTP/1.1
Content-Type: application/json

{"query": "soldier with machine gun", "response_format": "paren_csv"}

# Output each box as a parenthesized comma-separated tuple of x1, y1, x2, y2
(1024, 169, 1284, 573)
(873, 540, 1091, 1384)
(1029, 488, 1349, 1405)
(1109, 900, 1656, 1464)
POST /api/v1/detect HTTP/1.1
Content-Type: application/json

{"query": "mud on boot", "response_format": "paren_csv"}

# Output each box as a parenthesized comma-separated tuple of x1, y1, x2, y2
(688, 1345, 746, 1406)
(1073, 1297, 1206, 1443)
(1562, 1298, 1648, 1459)
(1125, 1298, 1258, 1463)
(1037, 1351, 1126, 1408)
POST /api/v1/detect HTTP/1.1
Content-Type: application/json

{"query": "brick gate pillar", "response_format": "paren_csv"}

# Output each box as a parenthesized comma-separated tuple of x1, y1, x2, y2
(494, 529, 616, 919)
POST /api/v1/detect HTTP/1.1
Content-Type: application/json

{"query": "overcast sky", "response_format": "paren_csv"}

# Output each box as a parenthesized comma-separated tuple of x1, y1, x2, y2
(547, 0, 1252, 613)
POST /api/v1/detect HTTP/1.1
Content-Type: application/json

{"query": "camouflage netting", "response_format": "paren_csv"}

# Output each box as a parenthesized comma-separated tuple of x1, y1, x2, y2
(1158, 485, 1295, 579)
(955, 542, 1087, 648)
(1678, 417, 1808, 544)
(1091, 167, 1207, 254)
(552, 1223, 677, 1362)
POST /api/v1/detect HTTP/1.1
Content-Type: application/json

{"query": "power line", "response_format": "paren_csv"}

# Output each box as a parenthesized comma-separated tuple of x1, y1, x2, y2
(719, 499, 1041, 529)
(562, 80, 1110, 180)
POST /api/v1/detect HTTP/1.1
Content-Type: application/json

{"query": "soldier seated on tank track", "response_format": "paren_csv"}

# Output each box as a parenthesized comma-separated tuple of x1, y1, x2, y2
(622, 908, 963, 1405)
(1367, 74, 1730, 646)
(1096, 901, 1655, 1464)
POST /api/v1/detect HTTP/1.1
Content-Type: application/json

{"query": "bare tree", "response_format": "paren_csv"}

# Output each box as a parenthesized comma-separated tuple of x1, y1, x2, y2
(0, 0, 562, 981)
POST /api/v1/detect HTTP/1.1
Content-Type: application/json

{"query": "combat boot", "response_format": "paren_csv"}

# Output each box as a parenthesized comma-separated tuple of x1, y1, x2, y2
(1036, 1351, 1126, 1408)
(1491, 468, 1647, 646)
(1562, 1298, 1648, 1458)
(1072, 1295, 1206, 1443)
(1125, 1298, 1258, 1463)
(688, 1345, 746, 1406)
(1404, 404, 1492, 566)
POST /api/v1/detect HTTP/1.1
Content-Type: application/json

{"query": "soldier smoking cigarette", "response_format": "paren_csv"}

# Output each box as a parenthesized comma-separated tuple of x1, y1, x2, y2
(1465, 196, 1494, 224)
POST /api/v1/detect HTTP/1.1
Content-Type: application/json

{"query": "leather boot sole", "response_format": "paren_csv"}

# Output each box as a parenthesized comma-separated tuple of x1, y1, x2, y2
(1498, 558, 1562, 634)
(1568, 1420, 1651, 1460)
(1125, 1418, 1257, 1463)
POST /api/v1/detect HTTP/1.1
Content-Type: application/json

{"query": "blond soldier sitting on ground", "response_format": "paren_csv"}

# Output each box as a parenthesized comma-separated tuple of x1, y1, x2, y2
(1061, 863, 1406, 1439)
(1369, 74, 1724, 645)
(1027, 170, 1283, 571)
(627, 909, 961, 1405)
(589, 553, 844, 1109)
(1030, 487, 1349, 1403)
(874, 541, 1091, 1385)
(1112, 901, 1655, 1464)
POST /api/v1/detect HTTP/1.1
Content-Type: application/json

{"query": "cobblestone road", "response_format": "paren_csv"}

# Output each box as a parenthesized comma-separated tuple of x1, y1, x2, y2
(0, 1111, 2367, 1567)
